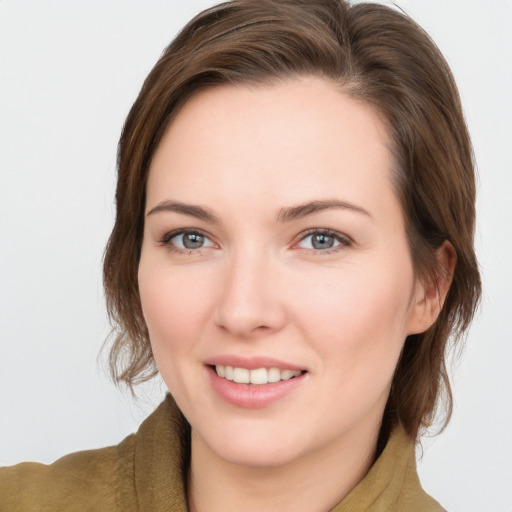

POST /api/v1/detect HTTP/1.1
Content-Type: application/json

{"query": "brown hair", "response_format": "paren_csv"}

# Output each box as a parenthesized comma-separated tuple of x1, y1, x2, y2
(103, 0, 481, 441)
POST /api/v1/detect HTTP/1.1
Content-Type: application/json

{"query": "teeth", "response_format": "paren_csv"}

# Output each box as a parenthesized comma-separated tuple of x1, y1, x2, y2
(233, 367, 250, 384)
(280, 369, 295, 380)
(215, 365, 301, 385)
(268, 367, 281, 383)
(249, 367, 268, 385)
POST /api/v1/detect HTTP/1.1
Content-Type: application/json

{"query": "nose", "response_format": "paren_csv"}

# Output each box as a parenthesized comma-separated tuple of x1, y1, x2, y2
(214, 247, 287, 339)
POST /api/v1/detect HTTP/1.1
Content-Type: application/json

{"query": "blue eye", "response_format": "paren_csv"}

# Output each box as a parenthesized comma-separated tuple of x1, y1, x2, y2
(163, 230, 215, 251)
(297, 230, 350, 251)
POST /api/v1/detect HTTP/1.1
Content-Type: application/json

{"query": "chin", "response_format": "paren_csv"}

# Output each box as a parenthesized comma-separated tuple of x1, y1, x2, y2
(210, 440, 303, 469)
(192, 418, 309, 468)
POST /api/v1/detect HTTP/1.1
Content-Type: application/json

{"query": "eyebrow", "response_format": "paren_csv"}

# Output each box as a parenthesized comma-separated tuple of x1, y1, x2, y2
(146, 200, 220, 223)
(146, 198, 371, 223)
(276, 199, 372, 223)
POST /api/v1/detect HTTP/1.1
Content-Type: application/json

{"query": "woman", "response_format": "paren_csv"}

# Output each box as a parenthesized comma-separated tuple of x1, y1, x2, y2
(0, 0, 481, 510)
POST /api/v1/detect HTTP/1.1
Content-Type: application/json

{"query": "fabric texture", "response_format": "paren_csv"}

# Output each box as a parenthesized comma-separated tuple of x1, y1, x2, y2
(0, 395, 445, 511)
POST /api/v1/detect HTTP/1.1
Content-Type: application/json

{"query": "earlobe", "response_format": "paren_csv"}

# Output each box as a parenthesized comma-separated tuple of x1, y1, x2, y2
(407, 241, 456, 335)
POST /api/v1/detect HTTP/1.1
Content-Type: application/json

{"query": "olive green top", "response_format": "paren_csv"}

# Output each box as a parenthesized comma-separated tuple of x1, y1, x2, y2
(0, 395, 445, 511)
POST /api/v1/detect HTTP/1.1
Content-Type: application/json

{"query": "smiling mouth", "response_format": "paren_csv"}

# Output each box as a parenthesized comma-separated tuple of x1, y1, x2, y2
(214, 365, 304, 385)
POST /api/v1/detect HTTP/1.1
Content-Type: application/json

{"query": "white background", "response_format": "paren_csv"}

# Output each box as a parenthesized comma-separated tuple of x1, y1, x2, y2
(0, 1, 510, 511)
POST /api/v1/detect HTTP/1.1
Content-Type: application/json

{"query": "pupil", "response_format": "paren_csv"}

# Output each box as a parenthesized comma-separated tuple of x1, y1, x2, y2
(183, 233, 204, 249)
(312, 234, 333, 249)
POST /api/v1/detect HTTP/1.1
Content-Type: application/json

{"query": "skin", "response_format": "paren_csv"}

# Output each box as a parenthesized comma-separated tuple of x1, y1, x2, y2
(138, 76, 450, 512)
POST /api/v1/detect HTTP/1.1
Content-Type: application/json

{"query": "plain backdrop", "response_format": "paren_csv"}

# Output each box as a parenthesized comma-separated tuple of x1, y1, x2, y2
(1, 1, 511, 511)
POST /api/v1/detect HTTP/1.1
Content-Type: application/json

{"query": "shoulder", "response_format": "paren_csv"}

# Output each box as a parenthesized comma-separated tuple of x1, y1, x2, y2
(0, 395, 188, 512)
(396, 466, 447, 512)
(0, 434, 136, 512)
(386, 431, 447, 512)
(331, 427, 447, 512)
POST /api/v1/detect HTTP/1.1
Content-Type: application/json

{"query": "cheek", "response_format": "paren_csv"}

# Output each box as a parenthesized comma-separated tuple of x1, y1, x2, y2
(138, 261, 214, 360)
(289, 264, 414, 427)
(293, 262, 414, 370)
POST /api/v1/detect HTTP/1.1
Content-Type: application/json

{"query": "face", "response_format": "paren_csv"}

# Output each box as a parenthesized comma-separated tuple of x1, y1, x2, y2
(138, 77, 426, 468)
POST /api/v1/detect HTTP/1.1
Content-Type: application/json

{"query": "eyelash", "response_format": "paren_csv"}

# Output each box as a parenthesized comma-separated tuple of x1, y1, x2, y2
(158, 228, 352, 255)
(295, 229, 352, 254)
(158, 228, 214, 255)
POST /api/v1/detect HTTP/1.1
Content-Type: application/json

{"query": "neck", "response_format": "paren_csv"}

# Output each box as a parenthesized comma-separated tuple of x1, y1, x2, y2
(187, 421, 380, 512)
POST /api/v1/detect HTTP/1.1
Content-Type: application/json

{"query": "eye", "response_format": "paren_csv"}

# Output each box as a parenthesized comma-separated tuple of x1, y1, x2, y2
(161, 229, 215, 251)
(296, 229, 351, 252)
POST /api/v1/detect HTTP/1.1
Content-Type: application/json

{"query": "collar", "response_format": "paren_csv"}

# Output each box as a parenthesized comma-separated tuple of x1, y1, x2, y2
(130, 394, 439, 512)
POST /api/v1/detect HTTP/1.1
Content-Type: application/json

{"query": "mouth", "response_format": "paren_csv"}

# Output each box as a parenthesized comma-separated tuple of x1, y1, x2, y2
(213, 365, 304, 385)
(207, 360, 307, 408)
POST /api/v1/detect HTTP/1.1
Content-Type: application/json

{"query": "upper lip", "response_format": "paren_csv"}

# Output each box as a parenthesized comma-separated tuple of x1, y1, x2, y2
(205, 355, 305, 372)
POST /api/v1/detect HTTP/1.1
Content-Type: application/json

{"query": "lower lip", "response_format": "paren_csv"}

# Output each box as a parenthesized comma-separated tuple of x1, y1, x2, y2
(207, 367, 306, 409)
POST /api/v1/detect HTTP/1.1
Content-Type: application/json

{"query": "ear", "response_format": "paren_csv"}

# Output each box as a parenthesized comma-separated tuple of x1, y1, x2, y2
(407, 241, 456, 335)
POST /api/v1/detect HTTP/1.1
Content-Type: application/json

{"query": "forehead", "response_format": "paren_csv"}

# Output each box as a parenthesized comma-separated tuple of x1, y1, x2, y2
(147, 76, 396, 217)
